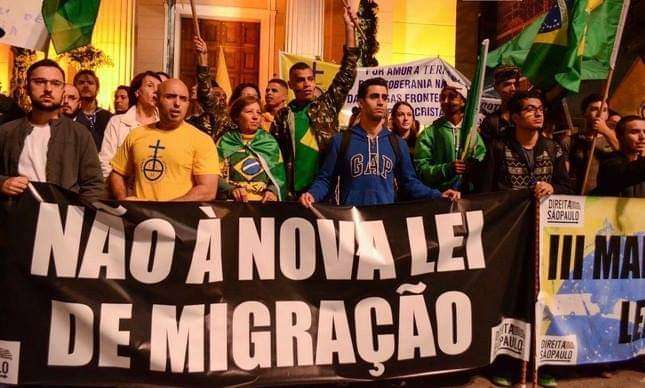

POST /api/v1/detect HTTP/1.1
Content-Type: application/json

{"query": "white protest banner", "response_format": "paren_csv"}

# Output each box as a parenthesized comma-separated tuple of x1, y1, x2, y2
(0, 0, 49, 51)
(279, 53, 500, 128)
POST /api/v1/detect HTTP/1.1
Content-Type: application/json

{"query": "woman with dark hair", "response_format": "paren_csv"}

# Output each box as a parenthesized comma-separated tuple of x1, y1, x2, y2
(390, 101, 418, 154)
(217, 96, 286, 202)
(113, 85, 131, 114)
(228, 83, 261, 107)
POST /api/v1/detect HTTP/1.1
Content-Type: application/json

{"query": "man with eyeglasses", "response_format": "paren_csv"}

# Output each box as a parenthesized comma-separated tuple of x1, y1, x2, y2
(476, 89, 572, 198)
(414, 80, 486, 192)
(0, 59, 105, 202)
(300, 77, 459, 207)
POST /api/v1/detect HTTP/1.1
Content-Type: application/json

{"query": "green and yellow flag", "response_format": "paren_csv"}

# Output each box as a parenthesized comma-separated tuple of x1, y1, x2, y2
(488, 0, 629, 92)
(42, 0, 101, 54)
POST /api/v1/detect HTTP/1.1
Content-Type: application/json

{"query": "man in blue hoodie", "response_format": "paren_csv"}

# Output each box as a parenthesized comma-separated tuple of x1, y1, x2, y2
(300, 77, 460, 207)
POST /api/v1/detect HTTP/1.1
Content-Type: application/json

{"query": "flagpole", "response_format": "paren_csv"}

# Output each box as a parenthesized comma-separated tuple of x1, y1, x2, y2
(580, 0, 630, 194)
(189, 0, 201, 38)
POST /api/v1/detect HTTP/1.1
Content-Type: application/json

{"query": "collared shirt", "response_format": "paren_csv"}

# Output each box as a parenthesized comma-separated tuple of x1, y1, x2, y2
(99, 105, 158, 177)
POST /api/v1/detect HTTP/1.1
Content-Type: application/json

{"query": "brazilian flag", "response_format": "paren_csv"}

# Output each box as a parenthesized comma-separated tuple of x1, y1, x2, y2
(42, 0, 101, 54)
(217, 130, 287, 201)
(488, 0, 628, 92)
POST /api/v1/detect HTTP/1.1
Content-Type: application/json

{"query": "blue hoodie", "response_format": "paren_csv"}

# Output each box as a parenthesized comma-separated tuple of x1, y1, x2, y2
(308, 125, 442, 206)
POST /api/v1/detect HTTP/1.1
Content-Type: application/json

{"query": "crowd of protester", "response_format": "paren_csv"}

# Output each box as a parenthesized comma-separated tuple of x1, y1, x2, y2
(2, 41, 642, 206)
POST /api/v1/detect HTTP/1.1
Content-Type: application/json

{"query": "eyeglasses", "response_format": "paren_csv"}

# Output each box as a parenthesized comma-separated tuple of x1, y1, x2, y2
(522, 105, 545, 114)
(30, 78, 64, 88)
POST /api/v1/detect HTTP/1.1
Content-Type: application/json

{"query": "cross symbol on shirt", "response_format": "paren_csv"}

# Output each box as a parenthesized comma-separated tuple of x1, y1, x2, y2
(148, 139, 165, 158)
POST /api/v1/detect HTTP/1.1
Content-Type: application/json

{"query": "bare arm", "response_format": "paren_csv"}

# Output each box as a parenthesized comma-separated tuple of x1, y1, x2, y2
(109, 171, 128, 200)
(342, 0, 357, 48)
(173, 174, 218, 202)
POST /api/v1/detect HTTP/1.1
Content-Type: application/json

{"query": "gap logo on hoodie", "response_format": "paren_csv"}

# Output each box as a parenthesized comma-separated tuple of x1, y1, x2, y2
(350, 138, 394, 179)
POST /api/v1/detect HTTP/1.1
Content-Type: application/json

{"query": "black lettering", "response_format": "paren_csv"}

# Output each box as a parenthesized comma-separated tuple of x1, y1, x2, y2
(548, 235, 560, 280)
(620, 236, 640, 279)
(560, 235, 573, 280)
(593, 235, 621, 279)
(572, 235, 585, 279)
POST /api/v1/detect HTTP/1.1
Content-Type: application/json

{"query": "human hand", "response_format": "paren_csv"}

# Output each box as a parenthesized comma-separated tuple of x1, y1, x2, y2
(0, 176, 28, 196)
(261, 190, 277, 203)
(441, 189, 461, 201)
(299, 192, 316, 208)
(451, 160, 467, 175)
(534, 181, 554, 199)
(232, 187, 248, 202)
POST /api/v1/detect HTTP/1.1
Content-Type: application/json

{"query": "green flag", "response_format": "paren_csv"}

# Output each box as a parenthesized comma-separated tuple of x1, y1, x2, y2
(217, 130, 287, 201)
(460, 39, 488, 161)
(42, 0, 101, 54)
(487, 0, 628, 92)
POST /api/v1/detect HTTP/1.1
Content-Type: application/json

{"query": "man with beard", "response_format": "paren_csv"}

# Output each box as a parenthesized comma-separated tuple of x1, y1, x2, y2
(0, 59, 104, 201)
(73, 69, 112, 148)
(477, 90, 572, 198)
(60, 84, 81, 118)
(414, 81, 486, 192)
(300, 77, 459, 207)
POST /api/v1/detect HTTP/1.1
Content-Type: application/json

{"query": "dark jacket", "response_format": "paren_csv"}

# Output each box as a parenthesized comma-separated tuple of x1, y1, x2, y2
(0, 94, 24, 126)
(75, 107, 112, 149)
(0, 116, 105, 201)
(480, 109, 513, 143)
(271, 45, 360, 198)
(477, 133, 573, 195)
(596, 152, 645, 197)
(308, 126, 441, 206)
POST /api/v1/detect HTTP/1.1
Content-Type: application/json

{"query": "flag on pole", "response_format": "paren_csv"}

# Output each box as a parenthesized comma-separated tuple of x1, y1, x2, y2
(41, 0, 101, 54)
(487, 0, 629, 92)
(216, 46, 232, 99)
(460, 39, 489, 161)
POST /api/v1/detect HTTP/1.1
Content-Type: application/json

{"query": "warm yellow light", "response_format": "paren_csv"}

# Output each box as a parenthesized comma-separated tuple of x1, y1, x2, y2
(0, 45, 11, 95)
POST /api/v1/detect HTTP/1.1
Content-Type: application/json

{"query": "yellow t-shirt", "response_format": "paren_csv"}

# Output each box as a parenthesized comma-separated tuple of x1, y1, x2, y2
(111, 122, 220, 201)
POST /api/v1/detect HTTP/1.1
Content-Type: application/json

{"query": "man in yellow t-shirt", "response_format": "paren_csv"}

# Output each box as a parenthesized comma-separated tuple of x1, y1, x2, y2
(109, 79, 220, 201)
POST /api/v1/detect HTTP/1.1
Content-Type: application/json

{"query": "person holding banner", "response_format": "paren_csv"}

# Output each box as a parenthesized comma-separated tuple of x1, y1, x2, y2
(596, 115, 645, 197)
(300, 77, 460, 207)
(476, 90, 573, 198)
(272, 0, 360, 199)
(217, 96, 286, 202)
(0, 59, 105, 201)
(109, 79, 220, 201)
(414, 81, 486, 192)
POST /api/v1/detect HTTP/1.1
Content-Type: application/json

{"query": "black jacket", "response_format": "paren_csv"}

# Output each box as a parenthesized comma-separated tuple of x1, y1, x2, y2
(596, 152, 645, 197)
(75, 107, 112, 149)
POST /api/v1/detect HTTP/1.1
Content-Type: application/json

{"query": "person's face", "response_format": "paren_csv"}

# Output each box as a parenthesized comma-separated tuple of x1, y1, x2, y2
(238, 102, 262, 133)
(607, 114, 621, 130)
(136, 75, 161, 108)
(27, 66, 64, 112)
(359, 85, 388, 122)
(157, 80, 190, 127)
(393, 104, 413, 134)
(113, 89, 130, 113)
(495, 78, 518, 102)
(61, 84, 80, 117)
(240, 86, 259, 99)
(439, 88, 465, 115)
(289, 68, 315, 102)
(584, 100, 608, 124)
(265, 82, 287, 107)
(512, 97, 544, 131)
(622, 120, 645, 155)
(212, 87, 227, 106)
(74, 74, 98, 100)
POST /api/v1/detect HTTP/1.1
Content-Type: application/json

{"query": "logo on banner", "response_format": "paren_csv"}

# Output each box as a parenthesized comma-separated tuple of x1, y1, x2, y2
(490, 318, 531, 362)
(0, 340, 20, 384)
(538, 335, 578, 365)
(541, 196, 584, 227)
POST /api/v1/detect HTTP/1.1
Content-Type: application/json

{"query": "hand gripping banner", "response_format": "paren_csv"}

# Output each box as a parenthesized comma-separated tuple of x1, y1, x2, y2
(0, 183, 532, 386)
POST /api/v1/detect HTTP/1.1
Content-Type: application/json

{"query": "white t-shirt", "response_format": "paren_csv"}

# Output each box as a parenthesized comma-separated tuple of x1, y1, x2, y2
(18, 123, 51, 182)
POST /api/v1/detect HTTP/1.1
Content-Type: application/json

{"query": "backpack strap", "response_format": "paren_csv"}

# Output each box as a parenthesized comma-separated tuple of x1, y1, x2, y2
(340, 128, 352, 163)
(388, 132, 403, 169)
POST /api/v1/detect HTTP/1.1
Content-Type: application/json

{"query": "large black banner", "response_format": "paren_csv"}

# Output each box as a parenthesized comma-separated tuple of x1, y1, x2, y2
(0, 183, 532, 386)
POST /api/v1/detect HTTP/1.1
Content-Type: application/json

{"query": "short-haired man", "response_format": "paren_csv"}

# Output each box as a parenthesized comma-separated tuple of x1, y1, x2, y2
(300, 77, 459, 207)
(60, 84, 81, 118)
(109, 79, 219, 201)
(415, 80, 486, 192)
(596, 116, 645, 197)
(272, 2, 360, 199)
(73, 69, 112, 148)
(569, 93, 620, 193)
(477, 90, 573, 198)
(0, 59, 104, 201)
(480, 65, 522, 143)
(99, 71, 161, 177)
(261, 78, 288, 131)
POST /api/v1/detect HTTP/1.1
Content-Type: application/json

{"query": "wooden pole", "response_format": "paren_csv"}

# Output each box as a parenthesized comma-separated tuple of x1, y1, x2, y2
(579, 0, 630, 194)
(189, 0, 201, 38)
(532, 200, 541, 387)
